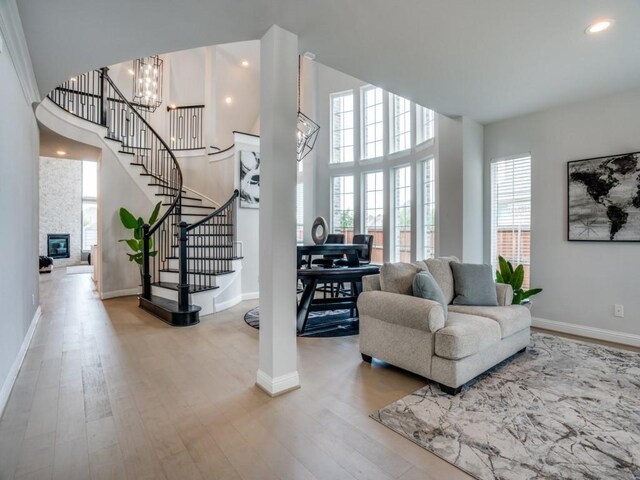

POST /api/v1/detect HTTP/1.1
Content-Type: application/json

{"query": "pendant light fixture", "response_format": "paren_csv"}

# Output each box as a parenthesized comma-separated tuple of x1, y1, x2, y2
(132, 55, 163, 112)
(297, 56, 320, 162)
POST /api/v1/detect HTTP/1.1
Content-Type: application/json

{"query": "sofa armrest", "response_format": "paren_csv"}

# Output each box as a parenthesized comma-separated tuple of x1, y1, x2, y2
(358, 291, 445, 332)
(496, 283, 513, 306)
(362, 274, 381, 292)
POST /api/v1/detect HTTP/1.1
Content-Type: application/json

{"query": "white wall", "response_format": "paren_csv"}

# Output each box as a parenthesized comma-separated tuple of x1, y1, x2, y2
(99, 147, 153, 297)
(39, 156, 82, 266)
(0, 27, 40, 408)
(36, 100, 153, 298)
(462, 117, 484, 263)
(214, 43, 260, 148)
(484, 88, 640, 338)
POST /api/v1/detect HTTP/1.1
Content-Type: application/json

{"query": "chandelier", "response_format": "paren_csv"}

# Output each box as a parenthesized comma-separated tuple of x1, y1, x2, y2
(296, 57, 320, 162)
(132, 55, 163, 111)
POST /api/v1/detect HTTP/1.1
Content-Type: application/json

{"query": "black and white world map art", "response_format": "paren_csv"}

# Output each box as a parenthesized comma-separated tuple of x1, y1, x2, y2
(568, 152, 640, 241)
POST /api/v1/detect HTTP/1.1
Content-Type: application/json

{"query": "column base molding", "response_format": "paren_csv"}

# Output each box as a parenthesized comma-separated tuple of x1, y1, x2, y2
(255, 369, 300, 397)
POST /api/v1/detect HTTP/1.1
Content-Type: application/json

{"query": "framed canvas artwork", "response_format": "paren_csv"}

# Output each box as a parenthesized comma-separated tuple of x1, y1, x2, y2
(240, 151, 260, 209)
(568, 152, 640, 241)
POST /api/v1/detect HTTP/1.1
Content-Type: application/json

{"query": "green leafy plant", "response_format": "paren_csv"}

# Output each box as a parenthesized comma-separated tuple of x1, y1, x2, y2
(495, 256, 543, 305)
(119, 202, 162, 282)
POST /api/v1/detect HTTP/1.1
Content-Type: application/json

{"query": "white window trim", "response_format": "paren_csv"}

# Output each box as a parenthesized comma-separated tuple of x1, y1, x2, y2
(490, 153, 532, 278)
(418, 156, 436, 259)
(330, 89, 355, 164)
(360, 85, 384, 162)
(361, 169, 385, 238)
(391, 164, 412, 262)
(389, 94, 412, 155)
(416, 105, 435, 146)
(330, 174, 355, 235)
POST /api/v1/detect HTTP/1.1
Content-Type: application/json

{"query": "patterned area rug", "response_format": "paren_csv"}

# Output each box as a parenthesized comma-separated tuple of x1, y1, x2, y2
(372, 333, 640, 480)
(244, 307, 359, 337)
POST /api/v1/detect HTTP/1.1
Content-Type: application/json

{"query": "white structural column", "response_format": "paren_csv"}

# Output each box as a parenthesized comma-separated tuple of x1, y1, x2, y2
(256, 25, 300, 396)
(436, 114, 484, 263)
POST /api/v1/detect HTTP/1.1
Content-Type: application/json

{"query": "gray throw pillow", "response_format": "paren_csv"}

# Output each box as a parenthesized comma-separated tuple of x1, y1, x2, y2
(380, 262, 423, 295)
(424, 256, 459, 304)
(413, 270, 448, 318)
(451, 262, 499, 306)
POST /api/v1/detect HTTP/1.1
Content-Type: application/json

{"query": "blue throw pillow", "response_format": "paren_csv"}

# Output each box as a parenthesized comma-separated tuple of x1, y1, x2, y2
(450, 262, 498, 306)
(413, 270, 448, 318)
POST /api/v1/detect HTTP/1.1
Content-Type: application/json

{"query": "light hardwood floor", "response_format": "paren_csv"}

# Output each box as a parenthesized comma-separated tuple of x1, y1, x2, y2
(0, 269, 472, 480)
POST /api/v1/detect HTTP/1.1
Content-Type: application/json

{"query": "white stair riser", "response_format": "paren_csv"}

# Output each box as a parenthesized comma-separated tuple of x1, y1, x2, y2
(150, 285, 215, 315)
(151, 261, 243, 316)
(159, 271, 225, 285)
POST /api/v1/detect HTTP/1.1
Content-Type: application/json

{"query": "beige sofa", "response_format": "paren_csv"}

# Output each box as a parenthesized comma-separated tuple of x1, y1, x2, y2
(357, 257, 531, 395)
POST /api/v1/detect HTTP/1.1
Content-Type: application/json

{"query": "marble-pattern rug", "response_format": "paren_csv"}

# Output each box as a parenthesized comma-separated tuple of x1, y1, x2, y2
(372, 333, 640, 480)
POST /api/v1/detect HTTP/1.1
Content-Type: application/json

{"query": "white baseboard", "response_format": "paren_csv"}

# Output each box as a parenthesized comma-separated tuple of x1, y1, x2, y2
(532, 317, 640, 348)
(0, 306, 41, 419)
(242, 292, 259, 301)
(213, 295, 242, 313)
(101, 288, 140, 300)
(255, 369, 300, 397)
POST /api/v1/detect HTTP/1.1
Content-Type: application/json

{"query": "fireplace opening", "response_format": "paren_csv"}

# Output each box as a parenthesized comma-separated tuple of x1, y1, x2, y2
(47, 234, 70, 259)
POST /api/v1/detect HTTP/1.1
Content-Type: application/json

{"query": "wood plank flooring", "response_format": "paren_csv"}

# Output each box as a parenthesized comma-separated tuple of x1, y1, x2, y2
(4, 270, 636, 479)
(0, 269, 470, 479)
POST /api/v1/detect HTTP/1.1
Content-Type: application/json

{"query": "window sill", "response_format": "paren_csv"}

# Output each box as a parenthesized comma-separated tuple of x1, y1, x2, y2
(388, 149, 411, 161)
(416, 138, 435, 152)
(329, 161, 355, 168)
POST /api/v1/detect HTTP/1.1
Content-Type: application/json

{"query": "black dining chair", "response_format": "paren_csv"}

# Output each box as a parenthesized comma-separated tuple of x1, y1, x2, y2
(335, 234, 373, 267)
(311, 233, 345, 298)
(334, 234, 374, 310)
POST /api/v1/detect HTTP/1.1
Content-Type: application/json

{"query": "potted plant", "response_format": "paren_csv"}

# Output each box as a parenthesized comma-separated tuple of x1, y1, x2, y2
(119, 202, 162, 286)
(495, 256, 542, 308)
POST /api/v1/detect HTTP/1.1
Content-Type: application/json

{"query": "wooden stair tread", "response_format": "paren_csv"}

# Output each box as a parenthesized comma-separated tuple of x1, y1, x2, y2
(160, 268, 235, 276)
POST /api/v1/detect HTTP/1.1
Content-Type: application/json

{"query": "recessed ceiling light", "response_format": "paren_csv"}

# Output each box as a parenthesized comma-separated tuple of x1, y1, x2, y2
(586, 19, 614, 34)
(56, 150, 66, 156)
(225, 96, 233, 104)
(169, 104, 177, 109)
(241, 60, 249, 67)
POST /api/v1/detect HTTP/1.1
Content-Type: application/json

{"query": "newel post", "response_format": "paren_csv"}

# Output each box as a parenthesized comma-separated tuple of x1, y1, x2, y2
(178, 221, 189, 311)
(142, 224, 151, 300)
(99, 67, 109, 127)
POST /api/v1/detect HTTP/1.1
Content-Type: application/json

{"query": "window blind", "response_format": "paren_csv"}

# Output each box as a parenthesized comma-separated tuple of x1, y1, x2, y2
(491, 155, 531, 286)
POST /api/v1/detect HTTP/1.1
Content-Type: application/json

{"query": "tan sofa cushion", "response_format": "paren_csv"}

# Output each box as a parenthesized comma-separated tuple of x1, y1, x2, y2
(379, 262, 424, 295)
(424, 256, 459, 304)
(434, 312, 501, 360)
(448, 305, 531, 339)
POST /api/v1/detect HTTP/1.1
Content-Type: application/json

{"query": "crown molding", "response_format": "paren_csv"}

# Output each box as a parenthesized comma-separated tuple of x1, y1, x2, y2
(0, 0, 40, 104)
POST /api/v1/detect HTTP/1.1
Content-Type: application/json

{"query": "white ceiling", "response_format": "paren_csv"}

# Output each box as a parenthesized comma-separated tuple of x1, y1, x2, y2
(17, 0, 640, 124)
(39, 124, 100, 161)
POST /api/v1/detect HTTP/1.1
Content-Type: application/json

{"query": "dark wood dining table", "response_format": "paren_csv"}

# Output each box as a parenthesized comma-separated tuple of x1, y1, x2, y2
(296, 243, 369, 269)
(296, 243, 378, 334)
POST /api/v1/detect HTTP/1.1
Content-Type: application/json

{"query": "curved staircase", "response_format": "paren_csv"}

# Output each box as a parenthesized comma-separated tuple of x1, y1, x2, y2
(45, 68, 242, 326)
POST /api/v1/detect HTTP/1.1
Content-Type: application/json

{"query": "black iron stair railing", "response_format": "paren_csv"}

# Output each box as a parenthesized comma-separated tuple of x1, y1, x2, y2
(46, 68, 242, 323)
(178, 190, 240, 300)
(167, 104, 205, 150)
(47, 68, 191, 313)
